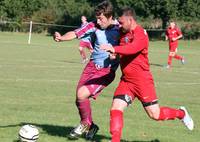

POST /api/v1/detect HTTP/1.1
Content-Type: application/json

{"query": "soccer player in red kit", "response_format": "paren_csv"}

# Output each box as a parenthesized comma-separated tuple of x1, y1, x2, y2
(165, 20, 185, 68)
(100, 7, 194, 142)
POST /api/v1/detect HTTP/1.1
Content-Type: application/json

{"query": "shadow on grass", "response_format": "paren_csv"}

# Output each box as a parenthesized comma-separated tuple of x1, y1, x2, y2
(1, 123, 160, 142)
(57, 59, 81, 64)
(150, 63, 164, 68)
(121, 139, 160, 142)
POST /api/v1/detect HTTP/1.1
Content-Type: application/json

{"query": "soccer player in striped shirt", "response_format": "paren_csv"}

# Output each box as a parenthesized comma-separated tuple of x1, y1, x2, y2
(101, 7, 194, 142)
(54, 1, 120, 140)
(78, 15, 93, 64)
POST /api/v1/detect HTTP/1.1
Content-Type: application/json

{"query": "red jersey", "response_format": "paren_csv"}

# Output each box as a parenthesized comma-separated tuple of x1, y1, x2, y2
(166, 26, 182, 47)
(114, 25, 149, 80)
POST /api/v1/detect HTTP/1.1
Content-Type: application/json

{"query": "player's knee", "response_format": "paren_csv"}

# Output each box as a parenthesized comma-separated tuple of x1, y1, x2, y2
(111, 101, 127, 112)
(79, 46, 83, 51)
(76, 86, 90, 100)
(149, 111, 160, 120)
(146, 108, 160, 120)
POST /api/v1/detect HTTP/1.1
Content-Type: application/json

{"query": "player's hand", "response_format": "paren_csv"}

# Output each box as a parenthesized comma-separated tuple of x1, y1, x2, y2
(109, 53, 117, 60)
(100, 44, 115, 53)
(172, 37, 176, 41)
(54, 32, 62, 42)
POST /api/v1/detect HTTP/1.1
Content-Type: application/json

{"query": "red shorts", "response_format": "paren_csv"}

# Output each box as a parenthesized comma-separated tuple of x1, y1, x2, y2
(114, 70, 158, 103)
(79, 40, 93, 50)
(169, 42, 178, 52)
(77, 61, 115, 99)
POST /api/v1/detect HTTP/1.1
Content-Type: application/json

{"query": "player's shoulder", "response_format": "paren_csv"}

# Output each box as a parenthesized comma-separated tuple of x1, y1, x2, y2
(175, 26, 181, 31)
(135, 25, 147, 34)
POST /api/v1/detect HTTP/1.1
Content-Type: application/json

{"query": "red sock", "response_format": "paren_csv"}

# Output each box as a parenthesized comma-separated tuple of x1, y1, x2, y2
(167, 55, 173, 66)
(110, 110, 123, 142)
(158, 107, 185, 120)
(174, 54, 183, 60)
(76, 99, 92, 125)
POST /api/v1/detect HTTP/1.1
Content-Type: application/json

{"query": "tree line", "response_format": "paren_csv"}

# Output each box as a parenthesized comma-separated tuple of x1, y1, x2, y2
(0, 0, 199, 39)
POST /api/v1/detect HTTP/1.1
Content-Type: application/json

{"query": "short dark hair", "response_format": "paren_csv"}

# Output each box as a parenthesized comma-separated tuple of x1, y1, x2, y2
(119, 7, 137, 20)
(95, 1, 113, 18)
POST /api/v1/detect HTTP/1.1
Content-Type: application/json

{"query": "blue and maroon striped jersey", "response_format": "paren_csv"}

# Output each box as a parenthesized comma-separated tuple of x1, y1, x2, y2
(75, 21, 120, 70)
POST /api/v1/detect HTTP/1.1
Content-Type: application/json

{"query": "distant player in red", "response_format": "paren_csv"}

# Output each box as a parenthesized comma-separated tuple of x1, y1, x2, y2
(79, 15, 93, 64)
(101, 7, 194, 142)
(165, 20, 185, 68)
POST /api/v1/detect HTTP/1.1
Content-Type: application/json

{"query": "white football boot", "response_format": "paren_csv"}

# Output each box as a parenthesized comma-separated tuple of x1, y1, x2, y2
(180, 106, 194, 130)
(69, 123, 90, 138)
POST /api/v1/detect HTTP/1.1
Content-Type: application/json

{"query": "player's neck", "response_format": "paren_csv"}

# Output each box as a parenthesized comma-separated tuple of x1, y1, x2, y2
(130, 23, 137, 31)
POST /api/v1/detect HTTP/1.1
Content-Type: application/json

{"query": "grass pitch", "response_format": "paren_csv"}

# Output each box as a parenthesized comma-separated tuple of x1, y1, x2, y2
(0, 32, 199, 142)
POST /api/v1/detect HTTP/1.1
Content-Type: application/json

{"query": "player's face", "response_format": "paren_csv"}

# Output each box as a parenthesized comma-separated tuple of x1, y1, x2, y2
(81, 16, 87, 23)
(118, 15, 132, 32)
(96, 13, 112, 29)
(170, 22, 175, 29)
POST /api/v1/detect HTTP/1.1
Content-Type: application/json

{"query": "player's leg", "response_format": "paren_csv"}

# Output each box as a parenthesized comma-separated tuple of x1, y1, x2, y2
(173, 48, 185, 64)
(144, 103, 185, 120)
(138, 71, 194, 130)
(69, 86, 92, 138)
(110, 99, 127, 142)
(79, 46, 87, 63)
(70, 61, 116, 139)
(167, 51, 175, 68)
(110, 81, 133, 142)
(73, 86, 100, 140)
(83, 65, 116, 140)
(144, 103, 194, 130)
(69, 62, 95, 138)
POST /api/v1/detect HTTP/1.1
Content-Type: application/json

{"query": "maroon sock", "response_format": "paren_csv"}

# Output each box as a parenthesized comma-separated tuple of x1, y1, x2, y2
(76, 99, 92, 125)
(110, 110, 123, 142)
(158, 107, 185, 120)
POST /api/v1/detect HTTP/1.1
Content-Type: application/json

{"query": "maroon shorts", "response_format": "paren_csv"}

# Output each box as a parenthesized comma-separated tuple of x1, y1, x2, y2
(77, 61, 115, 99)
(114, 70, 158, 103)
(79, 40, 92, 50)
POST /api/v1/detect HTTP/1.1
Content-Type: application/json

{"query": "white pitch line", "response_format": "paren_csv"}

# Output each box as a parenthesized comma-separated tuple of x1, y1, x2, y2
(0, 78, 199, 86)
(173, 70, 200, 75)
(0, 58, 80, 65)
(0, 78, 74, 83)
(0, 65, 67, 69)
(0, 64, 82, 69)
(155, 82, 200, 86)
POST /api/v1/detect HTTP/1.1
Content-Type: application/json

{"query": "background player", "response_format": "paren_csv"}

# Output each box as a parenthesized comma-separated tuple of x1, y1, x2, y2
(165, 20, 185, 69)
(78, 15, 93, 64)
(54, 1, 120, 140)
(100, 7, 194, 142)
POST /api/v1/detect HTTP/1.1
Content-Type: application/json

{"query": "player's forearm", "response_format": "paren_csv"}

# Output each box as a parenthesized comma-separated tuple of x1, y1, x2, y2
(165, 36, 168, 41)
(176, 34, 183, 40)
(114, 42, 145, 55)
(60, 31, 77, 41)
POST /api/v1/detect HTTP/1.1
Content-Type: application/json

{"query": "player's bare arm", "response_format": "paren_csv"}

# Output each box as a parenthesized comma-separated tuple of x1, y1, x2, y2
(100, 44, 115, 53)
(54, 31, 77, 42)
(172, 34, 183, 41)
(100, 44, 117, 60)
(165, 35, 168, 41)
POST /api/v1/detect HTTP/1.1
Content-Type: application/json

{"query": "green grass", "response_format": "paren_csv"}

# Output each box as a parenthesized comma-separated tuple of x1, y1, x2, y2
(0, 32, 199, 142)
